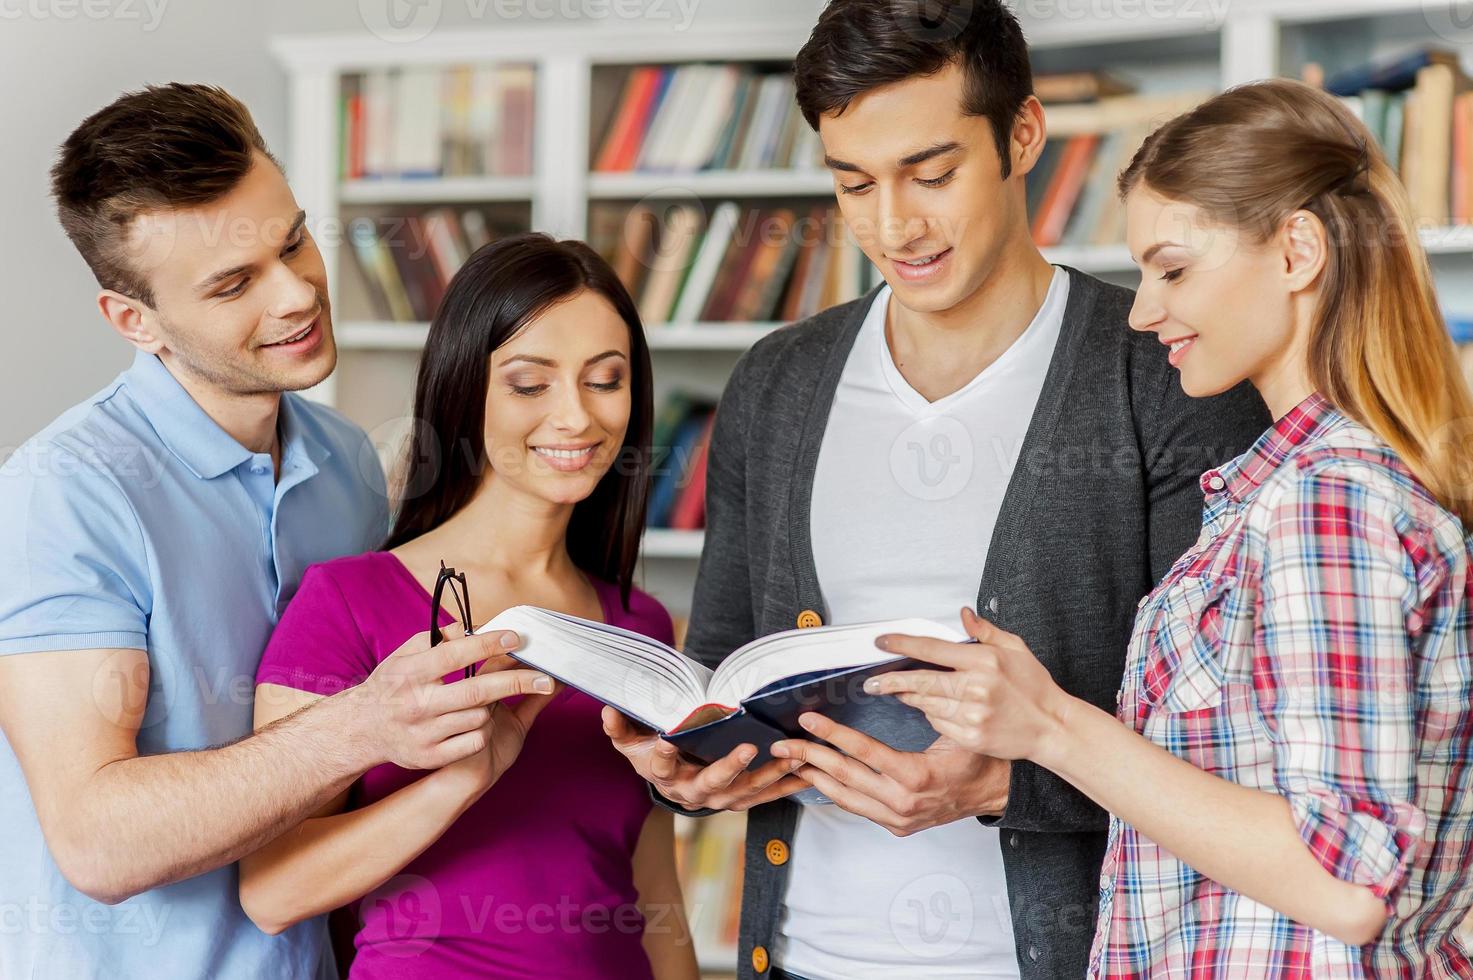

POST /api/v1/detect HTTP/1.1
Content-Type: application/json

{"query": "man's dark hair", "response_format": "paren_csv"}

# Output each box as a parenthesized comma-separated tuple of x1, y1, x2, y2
(50, 83, 279, 307)
(794, 0, 1034, 178)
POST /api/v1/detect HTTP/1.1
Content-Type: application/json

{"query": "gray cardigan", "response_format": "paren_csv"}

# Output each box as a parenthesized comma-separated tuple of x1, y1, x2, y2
(674, 266, 1271, 980)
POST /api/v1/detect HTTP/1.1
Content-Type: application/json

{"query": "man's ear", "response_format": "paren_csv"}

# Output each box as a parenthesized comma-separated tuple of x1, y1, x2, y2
(1011, 96, 1048, 180)
(97, 290, 164, 355)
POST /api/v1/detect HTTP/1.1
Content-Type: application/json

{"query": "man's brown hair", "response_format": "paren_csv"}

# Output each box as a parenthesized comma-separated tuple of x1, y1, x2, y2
(50, 83, 279, 307)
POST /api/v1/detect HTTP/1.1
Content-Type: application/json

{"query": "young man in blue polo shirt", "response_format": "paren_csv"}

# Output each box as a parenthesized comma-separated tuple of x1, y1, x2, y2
(0, 84, 552, 979)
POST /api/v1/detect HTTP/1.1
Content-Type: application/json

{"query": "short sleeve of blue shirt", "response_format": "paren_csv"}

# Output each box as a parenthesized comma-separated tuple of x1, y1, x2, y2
(0, 449, 151, 654)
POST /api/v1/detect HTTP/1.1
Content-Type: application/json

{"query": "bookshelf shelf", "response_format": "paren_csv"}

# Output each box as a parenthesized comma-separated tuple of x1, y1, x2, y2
(1042, 243, 1136, 274)
(339, 176, 538, 205)
(587, 169, 833, 200)
(276, 0, 1473, 599)
(337, 321, 783, 352)
(642, 528, 706, 560)
(337, 322, 428, 350)
(1421, 226, 1473, 255)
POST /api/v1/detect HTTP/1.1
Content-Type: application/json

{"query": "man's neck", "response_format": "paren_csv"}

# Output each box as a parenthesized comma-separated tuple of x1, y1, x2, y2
(159, 353, 282, 465)
(885, 245, 1057, 403)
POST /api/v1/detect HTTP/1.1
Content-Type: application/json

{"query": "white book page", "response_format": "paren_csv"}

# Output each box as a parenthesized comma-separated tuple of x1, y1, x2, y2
(477, 606, 714, 732)
(705, 617, 966, 709)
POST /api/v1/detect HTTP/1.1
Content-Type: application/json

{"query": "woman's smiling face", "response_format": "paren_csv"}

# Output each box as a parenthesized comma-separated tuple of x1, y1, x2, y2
(1124, 184, 1307, 407)
(483, 288, 633, 507)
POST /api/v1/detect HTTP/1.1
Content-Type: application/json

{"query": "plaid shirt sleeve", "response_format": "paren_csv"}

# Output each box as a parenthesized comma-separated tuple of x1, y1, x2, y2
(1252, 462, 1432, 907)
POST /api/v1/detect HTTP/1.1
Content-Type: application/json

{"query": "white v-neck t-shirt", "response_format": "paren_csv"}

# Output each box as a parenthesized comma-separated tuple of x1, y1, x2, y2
(776, 267, 1069, 979)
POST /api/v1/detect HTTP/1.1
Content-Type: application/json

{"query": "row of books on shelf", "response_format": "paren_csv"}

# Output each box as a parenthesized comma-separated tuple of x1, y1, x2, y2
(346, 209, 520, 322)
(593, 202, 876, 326)
(339, 65, 536, 181)
(674, 811, 744, 963)
(648, 394, 716, 531)
(594, 65, 823, 174)
(1326, 48, 1473, 226)
(591, 66, 1141, 178)
(1027, 89, 1213, 248)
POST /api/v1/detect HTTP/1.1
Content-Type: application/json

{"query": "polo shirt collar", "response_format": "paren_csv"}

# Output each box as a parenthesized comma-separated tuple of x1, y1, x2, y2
(123, 351, 329, 481)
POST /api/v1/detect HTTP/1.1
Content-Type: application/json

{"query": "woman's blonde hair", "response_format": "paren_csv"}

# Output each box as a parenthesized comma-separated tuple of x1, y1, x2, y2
(1119, 78, 1473, 526)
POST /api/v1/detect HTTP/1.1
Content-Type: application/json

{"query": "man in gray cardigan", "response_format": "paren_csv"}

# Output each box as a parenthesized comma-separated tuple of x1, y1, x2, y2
(605, 2, 1269, 977)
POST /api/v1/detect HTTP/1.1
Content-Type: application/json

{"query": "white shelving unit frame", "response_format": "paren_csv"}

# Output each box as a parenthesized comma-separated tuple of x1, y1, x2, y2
(274, 2, 1473, 565)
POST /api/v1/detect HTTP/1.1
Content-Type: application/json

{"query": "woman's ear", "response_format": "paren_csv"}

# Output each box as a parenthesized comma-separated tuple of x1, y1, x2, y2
(1280, 210, 1328, 294)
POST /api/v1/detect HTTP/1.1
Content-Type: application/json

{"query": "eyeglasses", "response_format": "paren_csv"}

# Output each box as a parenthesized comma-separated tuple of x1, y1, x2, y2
(430, 560, 476, 681)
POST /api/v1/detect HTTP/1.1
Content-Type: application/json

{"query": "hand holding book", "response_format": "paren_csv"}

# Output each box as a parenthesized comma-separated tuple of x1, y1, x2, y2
(475, 607, 967, 804)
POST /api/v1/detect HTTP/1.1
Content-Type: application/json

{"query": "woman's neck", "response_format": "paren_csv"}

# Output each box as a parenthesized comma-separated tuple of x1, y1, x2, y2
(410, 476, 579, 581)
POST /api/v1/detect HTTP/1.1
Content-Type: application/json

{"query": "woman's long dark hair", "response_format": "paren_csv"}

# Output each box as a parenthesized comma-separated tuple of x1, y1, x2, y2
(383, 233, 654, 610)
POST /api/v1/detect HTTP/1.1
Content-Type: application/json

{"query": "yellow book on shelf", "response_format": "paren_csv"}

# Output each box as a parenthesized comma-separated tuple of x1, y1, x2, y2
(1409, 63, 1459, 225)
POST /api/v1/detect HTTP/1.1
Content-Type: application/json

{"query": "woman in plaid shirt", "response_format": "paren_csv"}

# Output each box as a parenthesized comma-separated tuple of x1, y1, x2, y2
(868, 79, 1473, 976)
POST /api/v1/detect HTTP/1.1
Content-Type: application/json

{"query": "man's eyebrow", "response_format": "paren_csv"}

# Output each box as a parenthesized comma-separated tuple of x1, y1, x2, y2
(897, 141, 963, 168)
(824, 141, 964, 175)
(498, 350, 628, 369)
(194, 210, 307, 293)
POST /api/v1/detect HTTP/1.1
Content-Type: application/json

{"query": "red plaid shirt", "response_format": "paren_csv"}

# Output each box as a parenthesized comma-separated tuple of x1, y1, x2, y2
(1087, 393, 1473, 978)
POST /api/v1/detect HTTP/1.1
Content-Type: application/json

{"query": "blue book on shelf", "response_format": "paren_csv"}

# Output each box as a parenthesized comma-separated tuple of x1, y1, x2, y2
(647, 410, 708, 527)
(483, 608, 966, 804)
(1326, 48, 1458, 97)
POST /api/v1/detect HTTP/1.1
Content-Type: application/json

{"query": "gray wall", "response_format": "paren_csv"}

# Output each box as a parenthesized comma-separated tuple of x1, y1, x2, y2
(0, 0, 822, 455)
(0, 4, 283, 454)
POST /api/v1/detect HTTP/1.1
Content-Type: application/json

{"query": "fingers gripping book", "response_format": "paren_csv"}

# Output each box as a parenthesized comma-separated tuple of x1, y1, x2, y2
(478, 607, 964, 787)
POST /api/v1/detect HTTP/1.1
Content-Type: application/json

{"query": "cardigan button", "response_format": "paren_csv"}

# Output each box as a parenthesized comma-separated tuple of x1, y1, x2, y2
(796, 609, 822, 629)
(765, 839, 789, 866)
(752, 945, 770, 973)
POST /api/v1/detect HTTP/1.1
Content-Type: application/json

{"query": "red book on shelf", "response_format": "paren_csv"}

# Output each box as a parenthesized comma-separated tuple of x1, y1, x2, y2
(348, 93, 365, 179)
(610, 67, 670, 173)
(1032, 134, 1099, 247)
(668, 415, 715, 531)
(1453, 92, 1472, 226)
(595, 66, 658, 172)
(701, 210, 768, 322)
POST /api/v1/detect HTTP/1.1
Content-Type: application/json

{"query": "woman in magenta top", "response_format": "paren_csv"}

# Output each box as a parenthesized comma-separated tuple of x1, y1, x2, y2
(241, 234, 698, 980)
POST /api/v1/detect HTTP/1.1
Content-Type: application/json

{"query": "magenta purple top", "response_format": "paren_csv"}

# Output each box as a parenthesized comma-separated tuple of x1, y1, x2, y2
(255, 551, 673, 979)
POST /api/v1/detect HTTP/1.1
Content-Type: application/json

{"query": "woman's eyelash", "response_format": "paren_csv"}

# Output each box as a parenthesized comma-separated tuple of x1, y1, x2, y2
(1160, 268, 1184, 283)
(509, 384, 547, 396)
(587, 380, 624, 392)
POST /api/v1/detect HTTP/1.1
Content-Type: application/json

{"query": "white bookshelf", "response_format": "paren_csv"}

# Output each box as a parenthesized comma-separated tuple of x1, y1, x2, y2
(274, 5, 1473, 974)
(273, 0, 1473, 611)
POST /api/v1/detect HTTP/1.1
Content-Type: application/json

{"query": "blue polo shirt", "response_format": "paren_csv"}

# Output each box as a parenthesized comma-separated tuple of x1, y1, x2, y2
(0, 352, 389, 979)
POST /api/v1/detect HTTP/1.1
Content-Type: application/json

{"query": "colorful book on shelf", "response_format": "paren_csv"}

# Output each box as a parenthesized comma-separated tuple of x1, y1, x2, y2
(1329, 50, 1472, 226)
(594, 66, 665, 172)
(638, 205, 706, 325)
(347, 220, 414, 322)
(1034, 70, 1135, 104)
(648, 408, 711, 528)
(342, 63, 535, 180)
(1454, 93, 1473, 226)
(668, 414, 715, 531)
(481, 607, 956, 781)
(1033, 134, 1100, 247)
(592, 63, 815, 173)
(1325, 47, 1461, 98)
(671, 202, 741, 323)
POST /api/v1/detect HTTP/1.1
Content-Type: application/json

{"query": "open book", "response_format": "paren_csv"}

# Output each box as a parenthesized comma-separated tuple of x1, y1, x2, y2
(478, 606, 964, 773)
